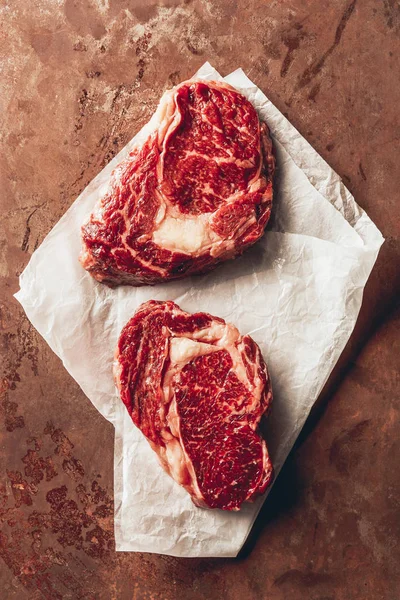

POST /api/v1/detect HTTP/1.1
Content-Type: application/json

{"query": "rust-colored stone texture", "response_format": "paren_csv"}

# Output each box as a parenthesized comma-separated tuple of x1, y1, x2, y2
(1, 1, 399, 599)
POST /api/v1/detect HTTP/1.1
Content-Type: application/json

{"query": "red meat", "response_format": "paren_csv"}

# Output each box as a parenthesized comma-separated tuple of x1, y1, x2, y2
(114, 300, 273, 511)
(80, 79, 275, 286)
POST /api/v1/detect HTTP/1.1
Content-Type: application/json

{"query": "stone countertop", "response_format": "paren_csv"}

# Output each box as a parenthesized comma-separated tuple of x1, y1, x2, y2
(1, 1, 399, 598)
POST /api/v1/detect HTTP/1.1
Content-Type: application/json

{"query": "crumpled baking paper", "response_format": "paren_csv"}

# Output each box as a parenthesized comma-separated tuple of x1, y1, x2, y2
(15, 63, 384, 558)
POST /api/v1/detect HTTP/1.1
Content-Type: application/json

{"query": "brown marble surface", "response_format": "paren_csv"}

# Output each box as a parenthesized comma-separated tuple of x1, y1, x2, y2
(1, 1, 399, 598)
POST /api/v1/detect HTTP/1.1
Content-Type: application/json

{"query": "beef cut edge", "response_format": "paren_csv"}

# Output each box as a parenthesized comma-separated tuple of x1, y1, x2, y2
(80, 79, 275, 286)
(114, 300, 273, 511)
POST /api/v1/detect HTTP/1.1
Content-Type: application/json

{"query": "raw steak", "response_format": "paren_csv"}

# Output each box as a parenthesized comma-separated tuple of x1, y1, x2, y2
(80, 79, 275, 286)
(114, 300, 273, 511)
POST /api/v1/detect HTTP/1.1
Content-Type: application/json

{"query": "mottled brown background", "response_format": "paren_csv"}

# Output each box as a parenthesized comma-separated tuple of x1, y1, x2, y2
(1, 0, 399, 598)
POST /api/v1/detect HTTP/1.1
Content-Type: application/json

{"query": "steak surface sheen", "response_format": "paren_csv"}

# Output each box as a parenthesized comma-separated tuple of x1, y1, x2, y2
(80, 79, 275, 286)
(114, 300, 273, 511)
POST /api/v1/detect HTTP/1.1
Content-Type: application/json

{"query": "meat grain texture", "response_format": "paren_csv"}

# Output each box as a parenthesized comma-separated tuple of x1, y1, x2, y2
(80, 79, 275, 286)
(114, 300, 273, 510)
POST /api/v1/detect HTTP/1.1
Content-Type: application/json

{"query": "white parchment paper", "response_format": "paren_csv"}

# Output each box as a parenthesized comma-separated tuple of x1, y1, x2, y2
(15, 63, 384, 558)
